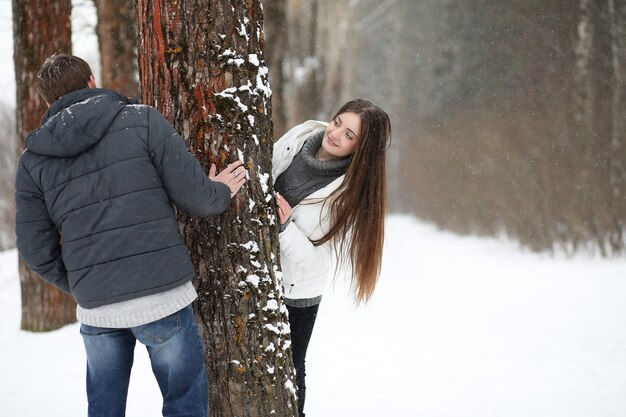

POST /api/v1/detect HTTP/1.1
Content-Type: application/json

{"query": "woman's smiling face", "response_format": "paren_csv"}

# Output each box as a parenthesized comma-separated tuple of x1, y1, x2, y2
(319, 112, 361, 160)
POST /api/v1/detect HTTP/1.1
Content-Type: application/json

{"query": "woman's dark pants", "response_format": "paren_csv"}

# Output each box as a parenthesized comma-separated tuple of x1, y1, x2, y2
(287, 303, 320, 417)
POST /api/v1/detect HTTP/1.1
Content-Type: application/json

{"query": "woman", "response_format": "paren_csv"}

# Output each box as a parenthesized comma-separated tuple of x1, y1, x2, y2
(273, 99, 391, 416)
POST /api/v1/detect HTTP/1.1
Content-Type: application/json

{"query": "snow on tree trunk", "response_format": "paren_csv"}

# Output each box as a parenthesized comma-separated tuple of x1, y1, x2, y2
(94, 0, 139, 98)
(135, 1, 298, 415)
(12, 0, 77, 331)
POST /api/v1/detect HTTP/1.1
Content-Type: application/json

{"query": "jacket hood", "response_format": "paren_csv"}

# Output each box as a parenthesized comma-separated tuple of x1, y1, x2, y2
(25, 88, 135, 157)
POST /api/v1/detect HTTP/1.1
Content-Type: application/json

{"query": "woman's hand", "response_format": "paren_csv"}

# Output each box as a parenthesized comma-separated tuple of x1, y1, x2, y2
(276, 193, 292, 224)
(210, 160, 246, 198)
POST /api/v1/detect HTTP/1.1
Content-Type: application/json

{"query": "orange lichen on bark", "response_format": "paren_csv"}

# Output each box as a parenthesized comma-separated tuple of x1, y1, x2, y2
(245, 0, 254, 19)
(219, 149, 229, 164)
(166, 46, 183, 54)
(234, 315, 245, 343)
(195, 129, 205, 149)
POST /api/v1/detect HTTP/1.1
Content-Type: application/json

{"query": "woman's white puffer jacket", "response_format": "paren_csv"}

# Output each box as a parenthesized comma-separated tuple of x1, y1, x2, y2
(272, 120, 344, 300)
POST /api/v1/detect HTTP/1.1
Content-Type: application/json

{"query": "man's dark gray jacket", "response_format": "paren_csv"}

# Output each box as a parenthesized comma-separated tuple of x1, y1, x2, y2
(15, 88, 231, 308)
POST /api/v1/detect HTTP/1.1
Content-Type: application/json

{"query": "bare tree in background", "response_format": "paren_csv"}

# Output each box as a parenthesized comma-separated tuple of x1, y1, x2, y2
(282, 0, 323, 126)
(0, 104, 16, 251)
(263, 0, 288, 137)
(135, 1, 298, 415)
(608, 0, 626, 247)
(314, 0, 355, 112)
(12, 0, 77, 331)
(94, 0, 139, 98)
(268, 0, 356, 125)
(572, 0, 626, 254)
(279, 0, 356, 126)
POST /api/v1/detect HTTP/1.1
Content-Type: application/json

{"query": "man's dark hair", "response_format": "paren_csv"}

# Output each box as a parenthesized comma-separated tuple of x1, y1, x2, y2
(37, 53, 93, 105)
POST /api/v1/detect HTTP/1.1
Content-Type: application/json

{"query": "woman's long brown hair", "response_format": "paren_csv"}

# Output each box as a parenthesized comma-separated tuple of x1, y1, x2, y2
(312, 99, 391, 304)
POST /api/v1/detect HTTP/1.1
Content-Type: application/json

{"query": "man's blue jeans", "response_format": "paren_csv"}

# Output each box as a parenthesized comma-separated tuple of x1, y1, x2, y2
(80, 305, 208, 417)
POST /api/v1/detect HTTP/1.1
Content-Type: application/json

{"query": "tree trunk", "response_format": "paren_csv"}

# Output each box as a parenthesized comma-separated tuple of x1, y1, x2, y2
(572, 0, 617, 254)
(588, 0, 616, 250)
(315, 0, 353, 114)
(608, 0, 626, 250)
(94, 0, 140, 98)
(263, 0, 288, 137)
(12, 0, 77, 331)
(284, 0, 323, 126)
(0, 106, 17, 251)
(135, 1, 297, 416)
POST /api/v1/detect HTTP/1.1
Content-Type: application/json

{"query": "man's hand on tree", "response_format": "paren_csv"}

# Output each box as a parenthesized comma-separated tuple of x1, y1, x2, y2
(210, 160, 246, 198)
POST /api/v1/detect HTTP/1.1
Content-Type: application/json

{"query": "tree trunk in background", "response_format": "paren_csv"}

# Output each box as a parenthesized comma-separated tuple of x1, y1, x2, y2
(136, 1, 297, 415)
(385, 1, 413, 212)
(284, 0, 322, 126)
(590, 0, 620, 251)
(572, 0, 620, 254)
(0, 106, 17, 251)
(94, 0, 140, 98)
(608, 0, 626, 250)
(280, 0, 355, 125)
(12, 0, 77, 331)
(264, 0, 287, 137)
(315, 0, 354, 114)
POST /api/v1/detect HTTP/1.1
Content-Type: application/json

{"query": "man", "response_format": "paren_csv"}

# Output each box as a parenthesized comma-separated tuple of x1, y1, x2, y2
(15, 53, 245, 417)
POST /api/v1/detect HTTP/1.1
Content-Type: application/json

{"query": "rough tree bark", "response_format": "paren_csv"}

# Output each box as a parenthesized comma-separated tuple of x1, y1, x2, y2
(12, 0, 77, 331)
(94, 0, 140, 98)
(135, 1, 298, 416)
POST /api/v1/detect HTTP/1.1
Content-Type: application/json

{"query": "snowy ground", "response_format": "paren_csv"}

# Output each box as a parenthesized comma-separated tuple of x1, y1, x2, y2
(2, 215, 626, 417)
